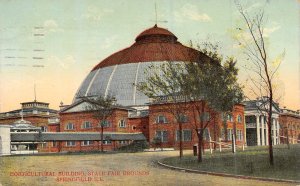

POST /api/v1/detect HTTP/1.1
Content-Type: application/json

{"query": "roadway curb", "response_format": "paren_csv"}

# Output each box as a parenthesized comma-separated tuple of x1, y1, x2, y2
(157, 161, 300, 184)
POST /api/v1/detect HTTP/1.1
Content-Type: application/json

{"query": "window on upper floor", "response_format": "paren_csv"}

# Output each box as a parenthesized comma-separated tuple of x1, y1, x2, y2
(245, 115, 256, 123)
(156, 115, 167, 124)
(119, 119, 126, 128)
(82, 121, 92, 129)
(99, 120, 111, 128)
(200, 112, 210, 122)
(227, 114, 233, 122)
(65, 123, 75, 130)
(178, 114, 188, 123)
(237, 115, 242, 123)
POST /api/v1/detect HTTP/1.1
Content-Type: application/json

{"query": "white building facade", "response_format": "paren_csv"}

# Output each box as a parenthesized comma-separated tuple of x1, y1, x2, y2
(244, 97, 281, 146)
(0, 125, 11, 156)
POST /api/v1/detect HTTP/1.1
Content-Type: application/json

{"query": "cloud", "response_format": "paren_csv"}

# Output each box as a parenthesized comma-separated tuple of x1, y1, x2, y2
(82, 7, 114, 22)
(43, 19, 63, 33)
(263, 25, 280, 37)
(175, 4, 211, 22)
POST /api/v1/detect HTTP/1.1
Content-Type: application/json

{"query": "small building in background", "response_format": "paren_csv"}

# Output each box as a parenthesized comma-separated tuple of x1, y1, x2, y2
(0, 100, 59, 132)
(0, 100, 59, 153)
(279, 108, 300, 144)
(0, 125, 11, 156)
(10, 119, 41, 154)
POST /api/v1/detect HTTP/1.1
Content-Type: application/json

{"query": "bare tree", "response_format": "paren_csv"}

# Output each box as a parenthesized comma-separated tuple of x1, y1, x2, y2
(83, 95, 116, 152)
(235, 1, 284, 165)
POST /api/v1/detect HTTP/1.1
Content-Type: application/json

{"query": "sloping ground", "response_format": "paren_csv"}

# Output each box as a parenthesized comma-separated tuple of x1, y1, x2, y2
(162, 144, 300, 181)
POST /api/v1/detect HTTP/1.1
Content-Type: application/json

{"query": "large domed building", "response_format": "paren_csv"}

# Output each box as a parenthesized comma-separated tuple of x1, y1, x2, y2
(73, 24, 209, 106)
(57, 25, 245, 153)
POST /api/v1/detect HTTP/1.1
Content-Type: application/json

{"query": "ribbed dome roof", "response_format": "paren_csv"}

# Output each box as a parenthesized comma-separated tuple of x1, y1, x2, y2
(135, 24, 177, 42)
(74, 25, 211, 106)
(92, 25, 207, 70)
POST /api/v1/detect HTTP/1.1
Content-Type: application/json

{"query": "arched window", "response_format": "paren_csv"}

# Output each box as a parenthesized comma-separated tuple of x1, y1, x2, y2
(227, 114, 233, 122)
(237, 115, 242, 123)
(119, 119, 126, 128)
(156, 115, 167, 124)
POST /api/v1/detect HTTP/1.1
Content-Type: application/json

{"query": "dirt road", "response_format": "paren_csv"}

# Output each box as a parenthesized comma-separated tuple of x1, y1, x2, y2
(0, 150, 296, 186)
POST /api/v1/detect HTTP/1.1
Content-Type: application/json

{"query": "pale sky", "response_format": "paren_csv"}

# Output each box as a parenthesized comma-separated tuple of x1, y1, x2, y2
(0, 0, 299, 112)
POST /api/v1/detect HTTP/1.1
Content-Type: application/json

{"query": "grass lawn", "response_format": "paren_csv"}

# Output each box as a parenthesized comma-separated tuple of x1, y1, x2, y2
(162, 144, 300, 181)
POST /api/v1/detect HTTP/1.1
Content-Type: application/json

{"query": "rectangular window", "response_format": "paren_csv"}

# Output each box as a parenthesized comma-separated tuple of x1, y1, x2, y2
(100, 120, 111, 128)
(81, 141, 94, 146)
(176, 130, 192, 141)
(156, 115, 167, 124)
(102, 140, 111, 145)
(41, 126, 48, 132)
(237, 130, 243, 141)
(119, 140, 127, 145)
(66, 123, 75, 130)
(178, 114, 188, 123)
(156, 130, 168, 142)
(52, 141, 57, 147)
(245, 115, 256, 123)
(41, 142, 47, 148)
(200, 112, 210, 122)
(66, 141, 76, 147)
(82, 121, 92, 129)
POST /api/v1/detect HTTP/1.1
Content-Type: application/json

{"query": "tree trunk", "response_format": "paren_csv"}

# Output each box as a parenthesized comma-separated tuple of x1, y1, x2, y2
(223, 118, 228, 142)
(179, 122, 183, 158)
(233, 121, 237, 145)
(101, 126, 104, 152)
(268, 96, 274, 166)
(286, 127, 290, 149)
(197, 101, 206, 163)
(197, 132, 203, 162)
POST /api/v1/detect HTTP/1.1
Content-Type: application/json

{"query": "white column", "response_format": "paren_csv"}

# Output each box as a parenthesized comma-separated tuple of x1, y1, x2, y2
(277, 120, 280, 144)
(266, 116, 269, 145)
(261, 116, 265, 145)
(272, 119, 276, 145)
(256, 115, 261, 146)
